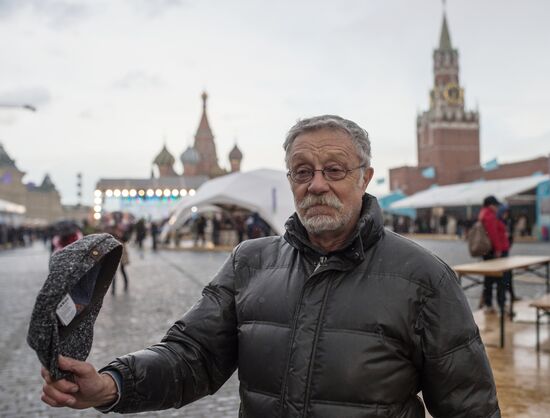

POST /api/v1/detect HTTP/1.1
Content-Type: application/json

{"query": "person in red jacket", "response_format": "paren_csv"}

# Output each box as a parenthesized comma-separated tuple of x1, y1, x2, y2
(479, 195, 510, 313)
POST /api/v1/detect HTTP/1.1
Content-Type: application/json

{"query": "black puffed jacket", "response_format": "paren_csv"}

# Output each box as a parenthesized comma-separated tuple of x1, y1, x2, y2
(105, 194, 500, 417)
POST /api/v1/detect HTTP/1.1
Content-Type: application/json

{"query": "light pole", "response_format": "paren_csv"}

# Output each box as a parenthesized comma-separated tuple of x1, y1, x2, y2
(0, 104, 37, 112)
(76, 172, 82, 207)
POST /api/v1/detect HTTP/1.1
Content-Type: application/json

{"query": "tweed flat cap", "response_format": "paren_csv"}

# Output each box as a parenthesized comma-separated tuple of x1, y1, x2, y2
(27, 233, 122, 380)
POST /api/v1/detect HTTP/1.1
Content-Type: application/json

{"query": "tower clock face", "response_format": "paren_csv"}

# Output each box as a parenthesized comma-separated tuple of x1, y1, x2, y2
(443, 82, 463, 105)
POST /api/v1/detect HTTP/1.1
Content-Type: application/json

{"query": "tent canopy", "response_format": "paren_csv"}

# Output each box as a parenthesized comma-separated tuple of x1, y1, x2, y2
(377, 191, 415, 218)
(167, 168, 295, 235)
(390, 175, 549, 210)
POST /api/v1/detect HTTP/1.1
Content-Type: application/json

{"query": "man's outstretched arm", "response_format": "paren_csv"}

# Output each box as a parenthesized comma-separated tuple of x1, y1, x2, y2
(100, 259, 239, 413)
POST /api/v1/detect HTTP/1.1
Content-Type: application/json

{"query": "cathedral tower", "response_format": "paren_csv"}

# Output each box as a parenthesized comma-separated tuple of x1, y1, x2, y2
(153, 144, 177, 177)
(229, 143, 243, 173)
(193, 92, 224, 177)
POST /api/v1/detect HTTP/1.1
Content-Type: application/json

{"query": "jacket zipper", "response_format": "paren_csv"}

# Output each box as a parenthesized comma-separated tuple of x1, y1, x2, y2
(313, 256, 328, 274)
(279, 256, 328, 417)
(301, 275, 332, 418)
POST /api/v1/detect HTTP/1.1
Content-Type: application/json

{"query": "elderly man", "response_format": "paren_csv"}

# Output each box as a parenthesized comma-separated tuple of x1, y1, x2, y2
(41, 115, 500, 417)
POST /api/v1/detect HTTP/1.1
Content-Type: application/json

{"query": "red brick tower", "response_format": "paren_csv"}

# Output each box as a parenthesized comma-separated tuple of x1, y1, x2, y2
(193, 92, 224, 177)
(416, 13, 480, 185)
(389, 12, 548, 194)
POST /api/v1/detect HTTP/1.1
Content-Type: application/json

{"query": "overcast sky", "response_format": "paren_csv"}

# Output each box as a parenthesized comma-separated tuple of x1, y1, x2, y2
(1, 0, 549, 204)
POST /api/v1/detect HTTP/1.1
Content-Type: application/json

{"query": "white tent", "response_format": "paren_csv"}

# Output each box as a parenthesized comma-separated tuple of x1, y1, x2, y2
(166, 168, 295, 235)
(390, 175, 549, 209)
(0, 198, 26, 214)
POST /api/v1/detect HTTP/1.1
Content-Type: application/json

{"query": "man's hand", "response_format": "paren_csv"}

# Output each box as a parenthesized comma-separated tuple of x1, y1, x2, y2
(494, 251, 502, 258)
(41, 355, 118, 409)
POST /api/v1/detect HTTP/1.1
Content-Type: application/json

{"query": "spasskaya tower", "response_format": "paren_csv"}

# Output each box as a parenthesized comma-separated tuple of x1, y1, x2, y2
(390, 12, 480, 194)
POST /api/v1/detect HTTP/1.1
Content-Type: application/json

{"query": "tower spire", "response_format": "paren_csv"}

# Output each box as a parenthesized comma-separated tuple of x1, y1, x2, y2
(439, 6, 453, 51)
(201, 91, 207, 111)
(196, 91, 213, 139)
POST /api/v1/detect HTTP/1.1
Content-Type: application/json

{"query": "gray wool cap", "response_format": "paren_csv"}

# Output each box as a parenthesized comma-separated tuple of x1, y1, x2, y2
(27, 233, 122, 380)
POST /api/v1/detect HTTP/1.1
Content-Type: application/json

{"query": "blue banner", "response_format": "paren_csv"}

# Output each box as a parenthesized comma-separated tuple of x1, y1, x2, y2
(482, 158, 499, 171)
(421, 167, 435, 179)
(536, 180, 550, 241)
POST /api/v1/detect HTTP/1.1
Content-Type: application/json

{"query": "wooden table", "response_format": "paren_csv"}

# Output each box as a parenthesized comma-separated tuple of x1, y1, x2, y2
(529, 294, 550, 352)
(453, 255, 550, 348)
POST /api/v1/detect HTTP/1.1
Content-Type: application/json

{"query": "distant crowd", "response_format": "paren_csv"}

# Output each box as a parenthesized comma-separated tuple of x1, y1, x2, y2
(0, 210, 275, 253)
(387, 210, 532, 239)
(1, 207, 536, 253)
(175, 211, 272, 248)
(0, 224, 40, 249)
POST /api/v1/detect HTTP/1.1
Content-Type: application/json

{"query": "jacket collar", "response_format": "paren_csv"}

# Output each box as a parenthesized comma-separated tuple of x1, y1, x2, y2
(283, 193, 385, 266)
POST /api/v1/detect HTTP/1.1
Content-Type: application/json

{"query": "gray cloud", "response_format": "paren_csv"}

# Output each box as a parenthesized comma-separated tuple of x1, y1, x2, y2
(111, 71, 165, 90)
(0, 0, 90, 26)
(0, 0, 18, 18)
(0, 86, 52, 109)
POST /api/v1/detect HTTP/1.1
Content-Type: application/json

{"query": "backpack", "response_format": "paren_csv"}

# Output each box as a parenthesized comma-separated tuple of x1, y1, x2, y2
(467, 221, 492, 257)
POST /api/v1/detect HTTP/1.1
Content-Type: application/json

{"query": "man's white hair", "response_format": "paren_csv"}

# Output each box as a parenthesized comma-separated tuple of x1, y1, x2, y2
(283, 115, 372, 169)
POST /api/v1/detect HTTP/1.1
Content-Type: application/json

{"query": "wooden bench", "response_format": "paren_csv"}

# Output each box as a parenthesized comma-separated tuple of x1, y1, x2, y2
(453, 255, 550, 348)
(530, 295, 550, 352)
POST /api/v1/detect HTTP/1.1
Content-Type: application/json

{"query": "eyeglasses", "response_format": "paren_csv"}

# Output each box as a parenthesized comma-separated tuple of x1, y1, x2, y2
(287, 165, 366, 184)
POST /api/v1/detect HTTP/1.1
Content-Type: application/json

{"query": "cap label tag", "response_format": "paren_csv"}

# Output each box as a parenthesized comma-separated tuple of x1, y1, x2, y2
(56, 293, 77, 326)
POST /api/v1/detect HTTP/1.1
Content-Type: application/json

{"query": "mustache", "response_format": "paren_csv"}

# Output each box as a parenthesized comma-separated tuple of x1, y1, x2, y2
(297, 193, 343, 211)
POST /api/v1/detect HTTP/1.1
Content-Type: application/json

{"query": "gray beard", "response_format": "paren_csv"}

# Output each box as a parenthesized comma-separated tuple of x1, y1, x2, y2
(298, 211, 353, 235)
(296, 193, 352, 235)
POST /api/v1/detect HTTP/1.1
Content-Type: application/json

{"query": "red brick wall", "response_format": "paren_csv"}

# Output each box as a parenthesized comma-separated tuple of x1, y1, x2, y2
(389, 166, 436, 195)
(461, 156, 549, 182)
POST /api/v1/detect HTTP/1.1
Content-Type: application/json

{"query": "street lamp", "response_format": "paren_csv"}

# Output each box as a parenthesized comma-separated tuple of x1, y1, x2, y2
(0, 104, 37, 112)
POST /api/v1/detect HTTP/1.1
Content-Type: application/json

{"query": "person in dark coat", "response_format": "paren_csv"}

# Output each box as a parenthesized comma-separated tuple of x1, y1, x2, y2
(134, 219, 146, 251)
(211, 214, 221, 246)
(193, 216, 206, 246)
(234, 214, 245, 243)
(109, 224, 130, 294)
(40, 115, 500, 417)
(150, 222, 159, 252)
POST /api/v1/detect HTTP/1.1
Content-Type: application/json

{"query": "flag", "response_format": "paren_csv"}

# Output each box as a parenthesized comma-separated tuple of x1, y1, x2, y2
(421, 166, 435, 179)
(482, 158, 499, 171)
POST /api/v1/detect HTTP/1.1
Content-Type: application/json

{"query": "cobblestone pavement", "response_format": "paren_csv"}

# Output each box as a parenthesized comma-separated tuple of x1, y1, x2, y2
(0, 244, 237, 418)
(1, 238, 548, 417)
